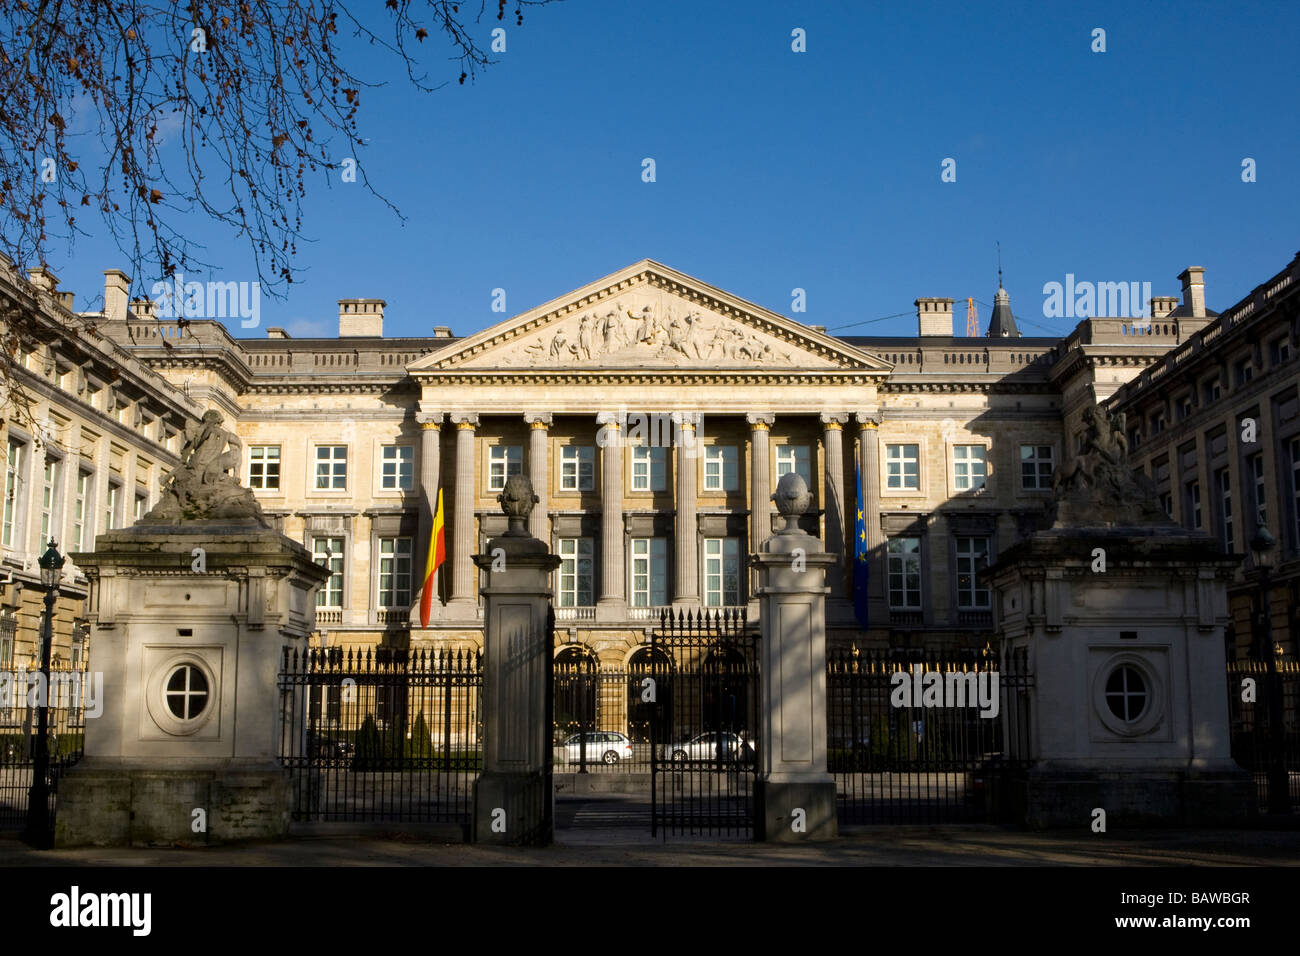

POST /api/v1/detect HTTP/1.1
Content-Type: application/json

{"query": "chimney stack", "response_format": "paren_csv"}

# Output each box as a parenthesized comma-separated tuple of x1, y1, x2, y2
(103, 270, 131, 322)
(432, 326, 454, 339)
(339, 299, 385, 337)
(130, 297, 156, 320)
(1177, 267, 1206, 318)
(28, 267, 59, 293)
(915, 297, 954, 337)
(1150, 296, 1179, 319)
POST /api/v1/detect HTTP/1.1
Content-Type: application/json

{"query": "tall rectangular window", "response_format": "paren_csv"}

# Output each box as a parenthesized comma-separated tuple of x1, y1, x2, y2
(953, 445, 987, 492)
(3, 438, 24, 548)
(1185, 480, 1202, 530)
(887, 537, 922, 609)
(559, 446, 595, 491)
(704, 446, 739, 491)
(377, 537, 412, 608)
(557, 538, 593, 607)
(703, 537, 741, 606)
(775, 445, 812, 485)
(1250, 453, 1267, 526)
(380, 445, 414, 490)
(249, 445, 281, 490)
(1020, 445, 1054, 490)
(1203, 377, 1222, 404)
(0, 624, 11, 670)
(1270, 336, 1290, 367)
(73, 469, 91, 550)
(1290, 438, 1300, 549)
(1217, 469, 1233, 553)
(630, 538, 668, 607)
(134, 491, 147, 522)
(631, 445, 667, 491)
(1234, 358, 1253, 387)
(488, 445, 522, 491)
(314, 445, 348, 490)
(313, 537, 344, 607)
(1160, 491, 1173, 519)
(885, 444, 920, 490)
(40, 457, 61, 544)
(105, 481, 121, 532)
(955, 536, 991, 609)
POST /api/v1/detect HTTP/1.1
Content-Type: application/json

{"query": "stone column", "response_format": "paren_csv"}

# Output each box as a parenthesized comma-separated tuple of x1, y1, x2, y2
(820, 413, 848, 598)
(927, 511, 950, 631)
(751, 473, 838, 842)
(596, 412, 625, 621)
(673, 414, 700, 605)
(747, 413, 774, 552)
(856, 413, 886, 622)
(472, 475, 561, 845)
(524, 412, 552, 542)
(415, 405, 443, 622)
(447, 412, 479, 618)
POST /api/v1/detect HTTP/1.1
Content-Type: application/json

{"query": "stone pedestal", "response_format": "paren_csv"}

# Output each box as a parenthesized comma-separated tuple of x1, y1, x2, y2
(751, 474, 839, 841)
(54, 520, 329, 847)
(471, 488, 561, 845)
(989, 528, 1254, 828)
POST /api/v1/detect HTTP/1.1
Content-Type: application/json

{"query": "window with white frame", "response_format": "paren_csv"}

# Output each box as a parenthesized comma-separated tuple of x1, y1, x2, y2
(1250, 453, 1267, 526)
(887, 536, 922, 609)
(73, 469, 92, 551)
(1020, 445, 1054, 490)
(630, 538, 668, 607)
(703, 537, 741, 606)
(249, 445, 281, 490)
(704, 446, 739, 491)
(1203, 376, 1222, 404)
(955, 536, 991, 609)
(2, 438, 25, 548)
(40, 457, 61, 545)
(775, 445, 812, 486)
(1270, 336, 1291, 367)
(377, 537, 412, 608)
(1185, 479, 1202, 530)
(1217, 469, 1233, 553)
(1160, 491, 1173, 519)
(134, 491, 147, 522)
(380, 445, 414, 490)
(631, 445, 667, 491)
(105, 481, 121, 531)
(314, 445, 348, 490)
(313, 536, 344, 607)
(488, 445, 522, 491)
(885, 444, 920, 491)
(953, 445, 987, 492)
(557, 538, 593, 606)
(560, 445, 595, 491)
(1234, 357, 1253, 387)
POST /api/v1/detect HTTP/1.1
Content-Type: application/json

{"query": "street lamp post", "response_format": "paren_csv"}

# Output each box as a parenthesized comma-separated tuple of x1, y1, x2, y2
(23, 540, 65, 848)
(1249, 517, 1291, 815)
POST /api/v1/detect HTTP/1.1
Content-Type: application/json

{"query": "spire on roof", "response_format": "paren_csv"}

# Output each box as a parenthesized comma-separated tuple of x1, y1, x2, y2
(987, 241, 1021, 338)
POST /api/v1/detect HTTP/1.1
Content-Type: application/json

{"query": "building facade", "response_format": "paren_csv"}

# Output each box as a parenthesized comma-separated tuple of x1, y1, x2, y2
(1, 252, 1296, 674)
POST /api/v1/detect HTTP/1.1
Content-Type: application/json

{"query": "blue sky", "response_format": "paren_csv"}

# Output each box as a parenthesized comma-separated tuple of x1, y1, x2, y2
(47, 0, 1300, 339)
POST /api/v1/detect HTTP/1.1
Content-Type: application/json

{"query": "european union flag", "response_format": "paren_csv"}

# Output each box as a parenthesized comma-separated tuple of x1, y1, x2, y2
(853, 447, 869, 629)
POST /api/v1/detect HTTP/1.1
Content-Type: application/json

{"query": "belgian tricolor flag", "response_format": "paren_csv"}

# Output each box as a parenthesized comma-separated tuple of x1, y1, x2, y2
(419, 487, 446, 628)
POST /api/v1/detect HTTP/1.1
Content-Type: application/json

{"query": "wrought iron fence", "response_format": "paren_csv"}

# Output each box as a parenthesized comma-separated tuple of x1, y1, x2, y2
(1226, 658, 1300, 812)
(278, 646, 482, 826)
(553, 658, 655, 772)
(0, 664, 88, 834)
(827, 646, 1032, 824)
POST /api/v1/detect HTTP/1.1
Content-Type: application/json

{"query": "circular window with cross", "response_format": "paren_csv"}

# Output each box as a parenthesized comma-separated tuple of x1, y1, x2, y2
(1093, 654, 1163, 737)
(147, 654, 219, 736)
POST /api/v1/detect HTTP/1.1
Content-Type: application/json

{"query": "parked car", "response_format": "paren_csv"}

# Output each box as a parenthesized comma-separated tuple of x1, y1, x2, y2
(560, 731, 634, 765)
(664, 732, 753, 763)
(306, 733, 354, 763)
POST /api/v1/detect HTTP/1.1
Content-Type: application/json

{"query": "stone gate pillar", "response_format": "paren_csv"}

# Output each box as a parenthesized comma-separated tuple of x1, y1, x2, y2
(751, 473, 838, 841)
(54, 411, 330, 847)
(472, 474, 561, 845)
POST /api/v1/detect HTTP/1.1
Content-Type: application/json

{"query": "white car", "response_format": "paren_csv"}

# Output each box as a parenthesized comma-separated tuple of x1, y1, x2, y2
(560, 731, 634, 765)
(664, 732, 754, 763)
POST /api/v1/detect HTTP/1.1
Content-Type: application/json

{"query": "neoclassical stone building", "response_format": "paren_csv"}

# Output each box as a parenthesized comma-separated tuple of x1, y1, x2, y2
(4, 252, 1292, 670)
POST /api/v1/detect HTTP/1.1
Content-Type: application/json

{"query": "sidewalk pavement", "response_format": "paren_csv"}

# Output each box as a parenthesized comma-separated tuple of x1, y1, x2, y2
(1, 826, 1298, 867)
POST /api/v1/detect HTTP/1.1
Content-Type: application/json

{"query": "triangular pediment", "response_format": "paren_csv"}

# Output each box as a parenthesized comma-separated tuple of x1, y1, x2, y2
(410, 261, 891, 375)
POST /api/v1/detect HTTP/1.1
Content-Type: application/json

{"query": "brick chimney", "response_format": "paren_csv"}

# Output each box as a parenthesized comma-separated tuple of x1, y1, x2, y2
(1178, 267, 1206, 318)
(103, 270, 131, 322)
(339, 299, 385, 337)
(915, 297, 954, 336)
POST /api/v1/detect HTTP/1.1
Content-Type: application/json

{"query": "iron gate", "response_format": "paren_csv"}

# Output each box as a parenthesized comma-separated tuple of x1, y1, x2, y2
(0, 663, 88, 839)
(649, 608, 758, 839)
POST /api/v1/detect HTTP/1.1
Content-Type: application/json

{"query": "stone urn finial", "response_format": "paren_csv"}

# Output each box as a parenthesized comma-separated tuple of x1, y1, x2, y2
(772, 472, 811, 534)
(499, 473, 539, 536)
